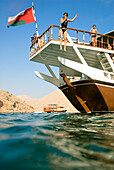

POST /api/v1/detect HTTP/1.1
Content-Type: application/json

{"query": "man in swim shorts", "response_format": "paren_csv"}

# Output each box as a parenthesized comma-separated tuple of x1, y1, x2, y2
(90, 25, 98, 47)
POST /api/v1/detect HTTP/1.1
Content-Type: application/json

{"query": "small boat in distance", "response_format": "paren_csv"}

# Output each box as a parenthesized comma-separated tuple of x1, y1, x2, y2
(43, 104, 67, 113)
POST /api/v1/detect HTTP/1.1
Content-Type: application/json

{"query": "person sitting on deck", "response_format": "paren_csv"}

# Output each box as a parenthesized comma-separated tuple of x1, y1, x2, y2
(30, 33, 38, 49)
(60, 12, 78, 51)
(90, 24, 98, 47)
(107, 43, 112, 50)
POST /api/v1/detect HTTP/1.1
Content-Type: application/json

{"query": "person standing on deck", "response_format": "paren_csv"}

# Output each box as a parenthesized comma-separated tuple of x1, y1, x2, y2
(60, 12, 78, 51)
(90, 24, 98, 47)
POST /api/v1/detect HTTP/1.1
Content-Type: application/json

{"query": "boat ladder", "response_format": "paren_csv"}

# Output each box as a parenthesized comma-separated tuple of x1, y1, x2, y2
(97, 53, 114, 72)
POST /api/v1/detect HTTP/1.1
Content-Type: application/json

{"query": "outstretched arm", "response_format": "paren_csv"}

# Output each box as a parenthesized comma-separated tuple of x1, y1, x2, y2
(68, 14, 78, 22)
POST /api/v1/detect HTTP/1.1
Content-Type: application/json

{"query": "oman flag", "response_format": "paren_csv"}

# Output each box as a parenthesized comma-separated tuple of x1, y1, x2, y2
(8, 7, 36, 27)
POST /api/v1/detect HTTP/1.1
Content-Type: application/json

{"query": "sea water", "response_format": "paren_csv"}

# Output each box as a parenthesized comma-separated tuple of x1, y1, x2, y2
(0, 112, 114, 170)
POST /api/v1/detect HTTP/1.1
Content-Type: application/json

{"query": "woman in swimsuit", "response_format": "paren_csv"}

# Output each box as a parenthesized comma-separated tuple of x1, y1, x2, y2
(90, 25, 98, 47)
(60, 12, 78, 51)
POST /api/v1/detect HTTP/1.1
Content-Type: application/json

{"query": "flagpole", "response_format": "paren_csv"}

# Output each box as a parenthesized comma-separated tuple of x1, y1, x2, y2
(32, 2, 39, 36)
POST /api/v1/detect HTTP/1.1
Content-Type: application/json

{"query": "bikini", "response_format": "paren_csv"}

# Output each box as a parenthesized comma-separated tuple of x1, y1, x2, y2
(61, 19, 68, 33)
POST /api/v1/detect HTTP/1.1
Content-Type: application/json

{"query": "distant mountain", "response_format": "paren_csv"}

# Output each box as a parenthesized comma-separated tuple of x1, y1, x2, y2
(18, 89, 77, 113)
(0, 90, 35, 113)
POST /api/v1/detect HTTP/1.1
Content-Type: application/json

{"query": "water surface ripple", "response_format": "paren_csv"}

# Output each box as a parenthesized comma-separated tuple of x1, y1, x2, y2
(0, 112, 114, 169)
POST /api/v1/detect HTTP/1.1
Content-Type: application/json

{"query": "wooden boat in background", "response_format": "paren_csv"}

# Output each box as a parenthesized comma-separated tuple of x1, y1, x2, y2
(43, 104, 67, 113)
(29, 25, 114, 113)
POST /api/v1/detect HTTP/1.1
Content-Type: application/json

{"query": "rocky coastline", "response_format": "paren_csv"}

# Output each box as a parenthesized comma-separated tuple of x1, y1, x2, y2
(0, 90, 35, 113)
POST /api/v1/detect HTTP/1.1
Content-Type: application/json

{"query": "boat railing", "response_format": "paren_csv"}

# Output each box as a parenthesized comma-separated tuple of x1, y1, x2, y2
(30, 25, 114, 58)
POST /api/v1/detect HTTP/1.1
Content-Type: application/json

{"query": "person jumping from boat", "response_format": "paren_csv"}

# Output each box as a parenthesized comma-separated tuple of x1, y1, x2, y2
(90, 24, 98, 47)
(60, 12, 78, 51)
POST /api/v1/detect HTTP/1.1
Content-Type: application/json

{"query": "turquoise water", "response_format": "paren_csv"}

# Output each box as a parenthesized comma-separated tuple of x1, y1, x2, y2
(0, 112, 114, 170)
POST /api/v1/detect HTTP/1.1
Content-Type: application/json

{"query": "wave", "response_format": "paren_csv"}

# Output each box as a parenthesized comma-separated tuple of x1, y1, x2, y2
(0, 112, 114, 169)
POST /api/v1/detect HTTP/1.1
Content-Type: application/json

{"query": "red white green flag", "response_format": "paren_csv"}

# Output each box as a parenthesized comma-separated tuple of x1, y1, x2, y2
(8, 7, 36, 27)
